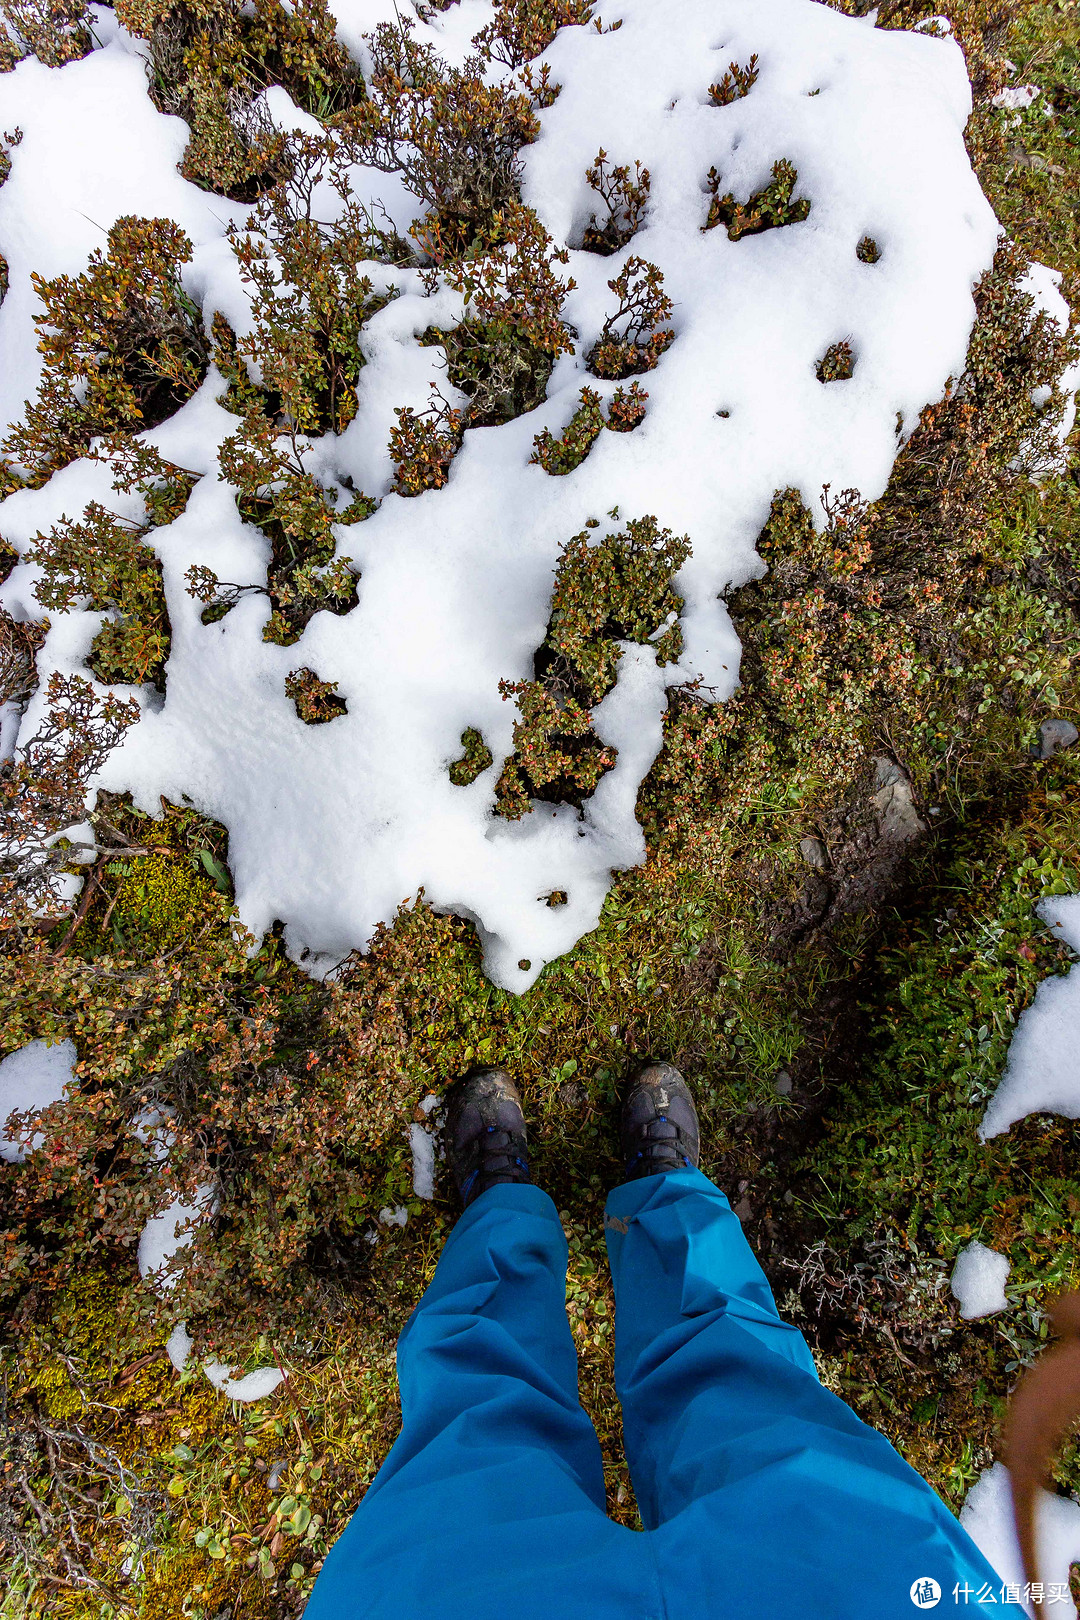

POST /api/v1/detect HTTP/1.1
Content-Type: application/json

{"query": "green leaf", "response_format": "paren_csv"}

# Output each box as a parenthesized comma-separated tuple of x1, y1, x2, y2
(196, 847, 231, 891)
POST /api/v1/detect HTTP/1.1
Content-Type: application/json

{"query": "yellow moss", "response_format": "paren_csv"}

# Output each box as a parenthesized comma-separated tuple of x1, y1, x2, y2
(110, 851, 215, 951)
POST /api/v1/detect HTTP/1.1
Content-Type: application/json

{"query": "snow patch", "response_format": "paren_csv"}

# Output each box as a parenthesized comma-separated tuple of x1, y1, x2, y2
(980, 898, 1080, 1140)
(137, 1186, 216, 1291)
(0, 0, 1008, 989)
(961, 1463, 1080, 1617)
(0, 1039, 75, 1162)
(951, 1240, 1010, 1319)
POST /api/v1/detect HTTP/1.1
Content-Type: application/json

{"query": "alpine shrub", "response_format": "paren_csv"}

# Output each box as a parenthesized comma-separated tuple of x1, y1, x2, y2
(530, 382, 647, 474)
(27, 504, 172, 691)
(4, 217, 208, 484)
(494, 515, 690, 817)
(194, 408, 358, 644)
(581, 149, 650, 255)
(708, 54, 759, 106)
(704, 158, 811, 239)
(817, 340, 856, 383)
(587, 256, 674, 379)
(0, 0, 93, 68)
(116, 0, 363, 200)
(285, 666, 348, 723)
(473, 0, 593, 70)
(342, 17, 538, 258)
(448, 726, 494, 785)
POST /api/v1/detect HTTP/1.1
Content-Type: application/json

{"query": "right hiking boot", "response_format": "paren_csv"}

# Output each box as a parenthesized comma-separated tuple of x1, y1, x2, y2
(444, 1067, 531, 1207)
(620, 1060, 700, 1181)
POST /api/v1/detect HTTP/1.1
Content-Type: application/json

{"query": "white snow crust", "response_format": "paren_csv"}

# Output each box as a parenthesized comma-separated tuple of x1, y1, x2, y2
(0, 1038, 75, 1161)
(981, 898, 1080, 1140)
(0, 0, 1010, 988)
(961, 1463, 1080, 1618)
(950, 1240, 1011, 1319)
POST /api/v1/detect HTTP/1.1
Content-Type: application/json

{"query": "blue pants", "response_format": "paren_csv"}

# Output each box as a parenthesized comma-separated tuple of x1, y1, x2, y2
(307, 1169, 1019, 1619)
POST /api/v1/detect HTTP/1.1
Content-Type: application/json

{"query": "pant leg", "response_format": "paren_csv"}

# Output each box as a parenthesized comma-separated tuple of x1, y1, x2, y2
(307, 1183, 657, 1620)
(605, 1168, 1026, 1620)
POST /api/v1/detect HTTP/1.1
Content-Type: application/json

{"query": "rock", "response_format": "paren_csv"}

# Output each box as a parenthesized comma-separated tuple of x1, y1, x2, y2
(871, 755, 925, 842)
(1037, 718, 1079, 759)
(798, 835, 827, 870)
(733, 1197, 752, 1221)
(773, 1071, 793, 1096)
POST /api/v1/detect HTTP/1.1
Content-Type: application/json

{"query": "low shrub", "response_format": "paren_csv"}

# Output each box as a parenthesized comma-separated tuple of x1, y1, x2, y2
(494, 515, 690, 816)
(581, 149, 650, 255)
(530, 381, 648, 473)
(226, 129, 397, 436)
(704, 158, 811, 239)
(587, 256, 674, 380)
(3, 216, 208, 485)
(709, 54, 760, 106)
(285, 666, 348, 724)
(115, 0, 362, 200)
(473, 0, 594, 71)
(342, 16, 539, 259)
(449, 726, 494, 786)
(27, 503, 172, 690)
(0, 0, 93, 69)
(389, 395, 466, 497)
(817, 340, 856, 382)
(191, 407, 359, 643)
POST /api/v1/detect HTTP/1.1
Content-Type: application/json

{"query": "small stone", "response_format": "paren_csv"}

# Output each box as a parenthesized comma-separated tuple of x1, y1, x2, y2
(737, 1179, 749, 1193)
(799, 835, 827, 870)
(773, 1071, 793, 1096)
(733, 1197, 752, 1221)
(1037, 718, 1079, 759)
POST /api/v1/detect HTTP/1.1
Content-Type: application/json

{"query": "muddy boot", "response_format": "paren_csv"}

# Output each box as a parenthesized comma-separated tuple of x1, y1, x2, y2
(620, 1060, 700, 1181)
(444, 1067, 531, 1207)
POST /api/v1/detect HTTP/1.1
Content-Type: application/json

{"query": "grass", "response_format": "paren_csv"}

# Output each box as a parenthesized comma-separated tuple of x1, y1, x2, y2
(2, 0, 1080, 1614)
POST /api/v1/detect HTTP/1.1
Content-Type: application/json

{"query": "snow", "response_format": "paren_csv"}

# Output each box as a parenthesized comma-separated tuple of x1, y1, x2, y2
(0, 1, 1017, 989)
(410, 1091, 442, 1199)
(0, 1039, 75, 1161)
(378, 1204, 409, 1227)
(951, 1240, 1011, 1319)
(981, 898, 1080, 1140)
(994, 84, 1040, 111)
(137, 1186, 216, 1290)
(961, 1463, 1080, 1617)
(202, 1361, 285, 1402)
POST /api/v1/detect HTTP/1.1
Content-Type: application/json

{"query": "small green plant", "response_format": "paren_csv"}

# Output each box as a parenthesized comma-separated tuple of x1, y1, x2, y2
(449, 727, 495, 786)
(285, 667, 348, 724)
(708, 54, 760, 106)
(857, 235, 882, 264)
(587, 257, 674, 380)
(704, 158, 811, 239)
(4, 217, 208, 484)
(530, 382, 648, 474)
(581, 149, 650, 255)
(816, 340, 855, 383)
(226, 131, 398, 437)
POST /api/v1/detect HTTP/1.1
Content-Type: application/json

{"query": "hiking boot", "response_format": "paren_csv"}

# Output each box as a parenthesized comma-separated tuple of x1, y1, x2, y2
(620, 1061, 700, 1181)
(444, 1067, 531, 1207)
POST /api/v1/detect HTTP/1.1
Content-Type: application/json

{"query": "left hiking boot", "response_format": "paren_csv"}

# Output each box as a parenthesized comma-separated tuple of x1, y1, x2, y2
(444, 1067, 531, 1207)
(620, 1060, 700, 1181)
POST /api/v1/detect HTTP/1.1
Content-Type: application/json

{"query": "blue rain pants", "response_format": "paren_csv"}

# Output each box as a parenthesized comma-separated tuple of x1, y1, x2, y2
(307, 1168, 1021, 1619)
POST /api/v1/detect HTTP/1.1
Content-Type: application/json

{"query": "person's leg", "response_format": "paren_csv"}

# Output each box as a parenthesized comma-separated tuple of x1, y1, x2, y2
(306, 1077, 654, 1620)
(608, 1068, 1025, 1620)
